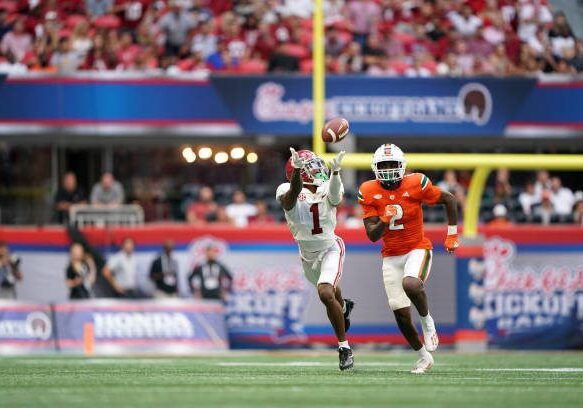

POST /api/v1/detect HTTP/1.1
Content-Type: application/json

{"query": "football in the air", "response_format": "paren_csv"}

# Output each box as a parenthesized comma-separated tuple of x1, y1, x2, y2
(322, 117, 349, 143)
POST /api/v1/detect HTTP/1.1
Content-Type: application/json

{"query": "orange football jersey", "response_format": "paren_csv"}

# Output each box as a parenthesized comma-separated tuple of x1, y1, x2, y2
(358, 173, 442, 257)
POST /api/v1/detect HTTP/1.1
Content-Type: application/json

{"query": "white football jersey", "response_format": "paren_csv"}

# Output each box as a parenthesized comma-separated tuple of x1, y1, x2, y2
(276, 181, 341, 254)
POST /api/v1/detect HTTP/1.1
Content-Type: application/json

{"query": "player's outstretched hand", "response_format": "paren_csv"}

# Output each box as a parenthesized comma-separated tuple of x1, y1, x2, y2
(290, 147, 304, 169)
(329, 150, 345, 172)
(444, 234, 459, 253)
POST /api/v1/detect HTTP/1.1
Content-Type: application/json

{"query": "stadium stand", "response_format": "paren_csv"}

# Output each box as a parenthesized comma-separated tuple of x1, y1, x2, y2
(0, 0, 581, 75)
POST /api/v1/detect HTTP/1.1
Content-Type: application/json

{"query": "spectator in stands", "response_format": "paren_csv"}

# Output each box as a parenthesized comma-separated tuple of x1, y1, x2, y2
(0, 242, 22, 299)
(85, 0, 114, 18)
(226, 190, 257, 227)
(90, 172, 125, 206)
(149, 239, 179, 298)
(190, 20, 218, 59)
(0, 18, 32, 63)
(159, 1, 197, 57)
(573, 196, 583, 225)
(249, 200, 275, 224)
(54, 172, 87, 224)
(337, 41, 364, 73)
(66, 243, 96, 300)
(362, 33, 386, 72)
(518, 180, 539, 217)
(282, 0, 312, 19)
(186, 186, 218, 223)
(488, 204, 512, 227)
(0, 8, 11, 42)
(188, 244, 233, 301)
(449, 4, 483, 37)
(549, 176, 575, 216)
(492, 168, 513, 207)
(567, 38, 583, 72)
(102, 237, 145, 298)
(534, 170, 551, 198)
(326, 25, 349, 58)
(324, 0, 345, 24)
(71, 21, 93, 58)
(548, 11, 575, 59)
(50, 37, 84, 73)
(517, 0, 553, 43)
(438, 170, 466, 207)
(83, 33, 117, 70)
(113, 0, 150, 31)
(533, 190, 555, 225)
(345, 0, 380, 47)
(215, 206, 231, 224)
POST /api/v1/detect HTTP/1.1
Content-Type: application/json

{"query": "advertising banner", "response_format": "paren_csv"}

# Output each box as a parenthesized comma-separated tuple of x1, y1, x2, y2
(212, 75, 536, 136)
(53, 300, 228, 354)
(3, 225, 583, 350)
(0, 76, 238, 135)
(1, 75, 582, 137)
(0, 302, 54, 353)
(458, 237, 583, 349)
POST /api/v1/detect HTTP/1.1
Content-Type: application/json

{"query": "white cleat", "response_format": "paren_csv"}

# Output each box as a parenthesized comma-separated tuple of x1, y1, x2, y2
(411, 353, 434, 374)
(421, 316, 439, 352)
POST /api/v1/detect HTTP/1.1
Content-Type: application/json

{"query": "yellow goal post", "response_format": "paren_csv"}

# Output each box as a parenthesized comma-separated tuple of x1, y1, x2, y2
(311, 0, 583, 238)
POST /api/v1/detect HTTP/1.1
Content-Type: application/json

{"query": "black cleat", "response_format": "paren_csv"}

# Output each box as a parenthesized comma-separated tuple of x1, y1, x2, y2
(343, 298, 355, 332)
(338, 347, 354, 371)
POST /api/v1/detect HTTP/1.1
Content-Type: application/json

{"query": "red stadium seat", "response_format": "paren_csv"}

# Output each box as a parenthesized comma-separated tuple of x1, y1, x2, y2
(237, 59, 267, 74)
(66, 14, 87, 29)
(93, 15, 121, 30)
(0, 1, 17, 13)
(279, 44, 309, 59)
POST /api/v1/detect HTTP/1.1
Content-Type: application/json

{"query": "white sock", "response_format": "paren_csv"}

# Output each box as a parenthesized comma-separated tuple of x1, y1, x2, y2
(338, 340, 350, 349)
(419, 313, 433, 328)
(341, 300, 347, 314)
(417, 345, 430, 358)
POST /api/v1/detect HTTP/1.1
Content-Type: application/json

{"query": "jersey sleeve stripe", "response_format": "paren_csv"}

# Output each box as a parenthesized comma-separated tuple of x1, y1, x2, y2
(357, 190, 363, 201)
(420, 175, 429, 190)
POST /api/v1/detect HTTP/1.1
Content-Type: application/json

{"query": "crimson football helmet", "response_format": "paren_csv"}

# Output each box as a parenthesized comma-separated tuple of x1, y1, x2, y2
(285, 150, 329, 186)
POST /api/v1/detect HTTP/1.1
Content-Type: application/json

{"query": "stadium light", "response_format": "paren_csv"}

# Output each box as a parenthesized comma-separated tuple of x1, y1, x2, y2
(198, 147, 213, 159)
(230, 147, 245, 160)
(214, 151, 229, 164)
(182, 147, 196, 163)
(246, 152, 258, 163)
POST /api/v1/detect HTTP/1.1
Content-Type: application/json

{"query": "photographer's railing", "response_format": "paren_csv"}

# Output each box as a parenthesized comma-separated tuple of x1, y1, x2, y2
(69, 204, 144, 227)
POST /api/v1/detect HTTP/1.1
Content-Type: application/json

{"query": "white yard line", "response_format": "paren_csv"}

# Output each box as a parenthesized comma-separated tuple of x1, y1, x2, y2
(215, 362, 411, 367)
(477, 368, 583, 373)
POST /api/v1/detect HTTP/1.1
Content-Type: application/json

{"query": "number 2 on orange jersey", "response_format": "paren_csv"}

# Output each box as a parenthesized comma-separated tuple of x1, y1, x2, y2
(385, 204, 404, 231)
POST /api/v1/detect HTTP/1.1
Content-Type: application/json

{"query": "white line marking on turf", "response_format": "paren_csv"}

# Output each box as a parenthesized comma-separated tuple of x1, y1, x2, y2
(215, 362, 412, 367)
(477, 368, 583, 372)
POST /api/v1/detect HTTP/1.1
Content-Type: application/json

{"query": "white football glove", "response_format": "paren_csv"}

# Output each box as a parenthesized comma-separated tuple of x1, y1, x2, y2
(290, 147, 304, 169)
(329, 150, 345, 172)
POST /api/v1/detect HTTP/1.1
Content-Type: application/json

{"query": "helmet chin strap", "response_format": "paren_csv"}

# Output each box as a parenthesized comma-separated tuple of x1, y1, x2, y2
(380, 179, 401, 190)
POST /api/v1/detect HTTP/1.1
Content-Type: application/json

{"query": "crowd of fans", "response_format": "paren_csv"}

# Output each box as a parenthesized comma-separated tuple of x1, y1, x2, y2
(64, 235, 233, 301)
(53, 168, 583, 227)
(0, 0, 581, 75)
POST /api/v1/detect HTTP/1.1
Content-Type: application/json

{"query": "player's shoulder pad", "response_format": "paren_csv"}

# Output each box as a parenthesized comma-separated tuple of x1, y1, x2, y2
(275, 183, 291, 200)
(357, 180, 379, 204)
(405, 172, 432, 191)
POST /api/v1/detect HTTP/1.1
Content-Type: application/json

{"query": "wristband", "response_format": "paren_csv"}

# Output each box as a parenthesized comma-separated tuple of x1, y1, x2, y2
(447, 225, 458, 235)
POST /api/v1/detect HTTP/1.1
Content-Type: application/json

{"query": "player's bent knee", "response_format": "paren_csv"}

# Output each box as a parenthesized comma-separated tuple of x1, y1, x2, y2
(402, 276, 423, 296)
(393, 308, 412, 325)
(317, 284, 336, 305)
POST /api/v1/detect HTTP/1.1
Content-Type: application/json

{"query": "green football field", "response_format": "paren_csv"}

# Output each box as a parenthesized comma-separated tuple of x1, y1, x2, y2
(1, 351, 582, 408)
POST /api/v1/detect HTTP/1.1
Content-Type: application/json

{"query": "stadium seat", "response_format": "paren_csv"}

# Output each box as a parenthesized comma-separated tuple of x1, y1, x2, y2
(237, 59, 268, 74)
